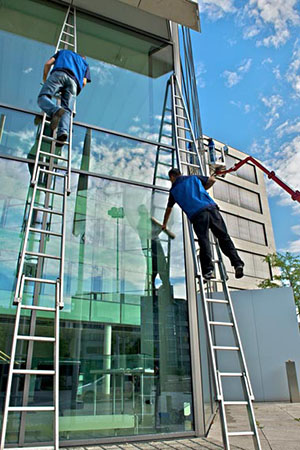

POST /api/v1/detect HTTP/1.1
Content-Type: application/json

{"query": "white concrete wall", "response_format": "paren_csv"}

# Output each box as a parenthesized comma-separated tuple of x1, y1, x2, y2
(213, 287, 300, 401)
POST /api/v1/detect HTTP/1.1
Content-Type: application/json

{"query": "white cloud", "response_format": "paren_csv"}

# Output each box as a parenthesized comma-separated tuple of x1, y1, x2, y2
(222, 58, 252, 87)
(261, 94, 284, 129)
(291, 225, 300, 235)
(23, 67, 33, 74)
(272, 65, 281, 80)
(262, 57, 273, 64)
(244, 104, 251, 113)
(276, 119, 300, 138)
(285, 239, 300, 253)
(195, 61, 207, 88)
(199, 0, 236, 20)
(90, 62, 114, 86)
(245, 0, 300, 48)
(286, 40, 300, 97)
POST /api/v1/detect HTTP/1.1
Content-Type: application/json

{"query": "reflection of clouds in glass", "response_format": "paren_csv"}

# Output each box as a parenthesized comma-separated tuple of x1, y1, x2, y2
(23, 67, 33, 74)
(90, 61, 114, 86)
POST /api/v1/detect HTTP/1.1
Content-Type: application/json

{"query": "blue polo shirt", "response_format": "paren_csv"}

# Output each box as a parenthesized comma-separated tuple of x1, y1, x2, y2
(167, 175, 217, 221)
(51, 49, 91, 94)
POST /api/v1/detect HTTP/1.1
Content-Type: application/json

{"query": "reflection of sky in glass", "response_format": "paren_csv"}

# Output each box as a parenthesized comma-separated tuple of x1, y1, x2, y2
(0, 0, 173, 141)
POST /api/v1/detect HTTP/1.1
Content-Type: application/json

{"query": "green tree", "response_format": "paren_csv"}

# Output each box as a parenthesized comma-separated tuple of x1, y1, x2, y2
(258, 252, 300, 316)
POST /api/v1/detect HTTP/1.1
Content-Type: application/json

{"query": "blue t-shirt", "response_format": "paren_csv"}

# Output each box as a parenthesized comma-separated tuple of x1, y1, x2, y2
(168, 175, 217, 221)
(51, 50, 91, 94)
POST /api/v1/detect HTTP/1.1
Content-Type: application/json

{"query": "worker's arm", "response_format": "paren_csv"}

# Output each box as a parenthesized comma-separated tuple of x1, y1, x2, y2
(42, 57, 55, 83)
(204, 175, 216, 190)
(162, 207, 173, 230)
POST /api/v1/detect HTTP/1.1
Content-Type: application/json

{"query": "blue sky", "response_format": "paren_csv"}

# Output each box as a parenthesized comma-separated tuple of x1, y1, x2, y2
(191, 0, 300, 253)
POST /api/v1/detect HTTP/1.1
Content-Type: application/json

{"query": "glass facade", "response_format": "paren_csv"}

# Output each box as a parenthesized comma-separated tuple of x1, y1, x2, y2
(0, 0, 206, 446)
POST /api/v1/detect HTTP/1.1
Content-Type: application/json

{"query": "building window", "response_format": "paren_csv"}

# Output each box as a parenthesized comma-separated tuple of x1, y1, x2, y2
(222, 212, 267, 245)
(213, 181, 262, 213)
(225, 154, 257, 184)
(224, 250, 271, 279)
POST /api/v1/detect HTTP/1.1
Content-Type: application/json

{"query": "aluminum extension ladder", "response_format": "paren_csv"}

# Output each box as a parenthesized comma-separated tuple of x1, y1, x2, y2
(0, 5, 77, 450)
(170, 74, 262, 450)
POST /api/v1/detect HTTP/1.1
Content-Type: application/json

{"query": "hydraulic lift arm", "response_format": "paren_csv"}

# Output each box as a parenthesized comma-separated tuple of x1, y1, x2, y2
(215, 156, 300, 203)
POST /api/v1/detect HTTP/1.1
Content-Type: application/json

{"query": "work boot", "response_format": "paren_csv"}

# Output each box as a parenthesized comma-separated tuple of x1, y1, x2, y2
(235, 265, 244, 279)
(56, 133, 68, 147)
(50, 108, 66, 130)
(203, 270, 214, 281)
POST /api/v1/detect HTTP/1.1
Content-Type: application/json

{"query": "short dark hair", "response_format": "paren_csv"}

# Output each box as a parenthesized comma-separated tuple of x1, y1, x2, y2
(168, 168, 181, 178)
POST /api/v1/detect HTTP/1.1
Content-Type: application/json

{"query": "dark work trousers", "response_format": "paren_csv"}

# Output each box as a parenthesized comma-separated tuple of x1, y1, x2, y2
(192, 207, 244, 274)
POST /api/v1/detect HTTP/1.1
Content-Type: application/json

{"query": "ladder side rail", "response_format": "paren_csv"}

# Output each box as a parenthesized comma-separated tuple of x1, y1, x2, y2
(187, 222, 222, 401)
(152, 80, 171, 186)
(0, 298, 23, 449)
(67, 114, 73, 195)
(242, 373, 262, 450)
(59, 177, 67, 308)
(217, 371, 230, 450)
(170, 75, 183, 173)
(55, 5, 72, 53)
(173, 76, 204, 174)
(73, 7, 77, 53)
(54, 280, 60, 448)
(31, 114, 47, 184)
(14, 178, 40, 302)
(214, 241, 255, 400)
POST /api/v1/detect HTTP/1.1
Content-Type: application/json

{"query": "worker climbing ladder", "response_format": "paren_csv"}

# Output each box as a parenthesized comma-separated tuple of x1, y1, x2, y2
(0, 5, 77, 450)
(167, 73, 262, 450)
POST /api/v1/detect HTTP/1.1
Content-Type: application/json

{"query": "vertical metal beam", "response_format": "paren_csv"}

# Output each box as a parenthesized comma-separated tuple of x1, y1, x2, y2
(171, 21, 205, 436)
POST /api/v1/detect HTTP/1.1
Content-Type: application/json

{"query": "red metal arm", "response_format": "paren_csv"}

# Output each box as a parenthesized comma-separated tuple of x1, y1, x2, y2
(215, 156, 300, 203)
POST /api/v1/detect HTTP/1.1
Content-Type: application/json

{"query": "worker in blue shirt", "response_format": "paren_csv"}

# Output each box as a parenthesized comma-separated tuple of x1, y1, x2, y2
(37, 49, 91, 145)
(162, 168, 244, 280)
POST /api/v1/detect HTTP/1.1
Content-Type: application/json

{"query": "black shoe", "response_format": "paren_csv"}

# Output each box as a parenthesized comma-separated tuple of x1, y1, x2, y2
(235, 265, 244, 279)
(203, 270, 214, 281)
(56, 133, 68, 147)
(50, 108, 66, 130)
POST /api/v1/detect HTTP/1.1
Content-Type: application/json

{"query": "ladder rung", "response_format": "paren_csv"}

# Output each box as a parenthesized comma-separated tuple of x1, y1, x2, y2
(219, 372, 243, 377)
(174, 95, 181, 98)
(17, 336, 55, 343)
(213, 346, 239, 351)
(12, 369, 55, 376)
(158, 162, 173, 167)
(156, 176, 169, 180)
(25, 251, 61, 260)
(8, 406, 55, 412)
(29, 227, 62, 237)
(33, 206, 63, 216)
(228, 431, 255, 436)
(41, 135, 69, 145)
(66, 23, 74, 27)
(176, 115, 188, 120)
(62, 31, 74, 37)
(223, 401, 248, 405)
(39, 169, 66, 177)
(178, 149, 196, 155)
(164, 121, 172, 125)
(37, 186, 64, 196)
(39, 150, 68, 162)
(21, 305, 56, 312)
(209, 321, 233, 327)
(181, 161, 200, 169)
(60, 40, 75, 46)
(206, 298, 229, 304)
(175, 104, 184, 109)
(178, 137, 193, 142)
(177, 125, 191, 131)
(161, 134, 172, 138)
(24, 277, 56, 284)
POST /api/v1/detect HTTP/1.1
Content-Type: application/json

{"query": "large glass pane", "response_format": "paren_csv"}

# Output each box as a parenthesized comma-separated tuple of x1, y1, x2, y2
(0, 0, 173, 141)
(0, 158, 194, 443)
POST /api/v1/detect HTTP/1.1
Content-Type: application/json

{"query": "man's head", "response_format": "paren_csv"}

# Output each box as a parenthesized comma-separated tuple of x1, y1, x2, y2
(168, 168, 181, 184)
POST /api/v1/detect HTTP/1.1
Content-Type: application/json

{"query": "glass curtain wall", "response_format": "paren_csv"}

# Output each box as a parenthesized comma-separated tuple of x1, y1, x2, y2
(0, 0, 200, 445)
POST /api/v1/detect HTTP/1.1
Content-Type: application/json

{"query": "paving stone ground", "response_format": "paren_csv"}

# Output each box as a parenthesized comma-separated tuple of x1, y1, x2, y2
(62, 402, 300, 450)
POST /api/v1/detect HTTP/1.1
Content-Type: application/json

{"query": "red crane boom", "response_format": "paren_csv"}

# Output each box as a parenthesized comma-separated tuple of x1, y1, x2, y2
(215, 156, 300, 203)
